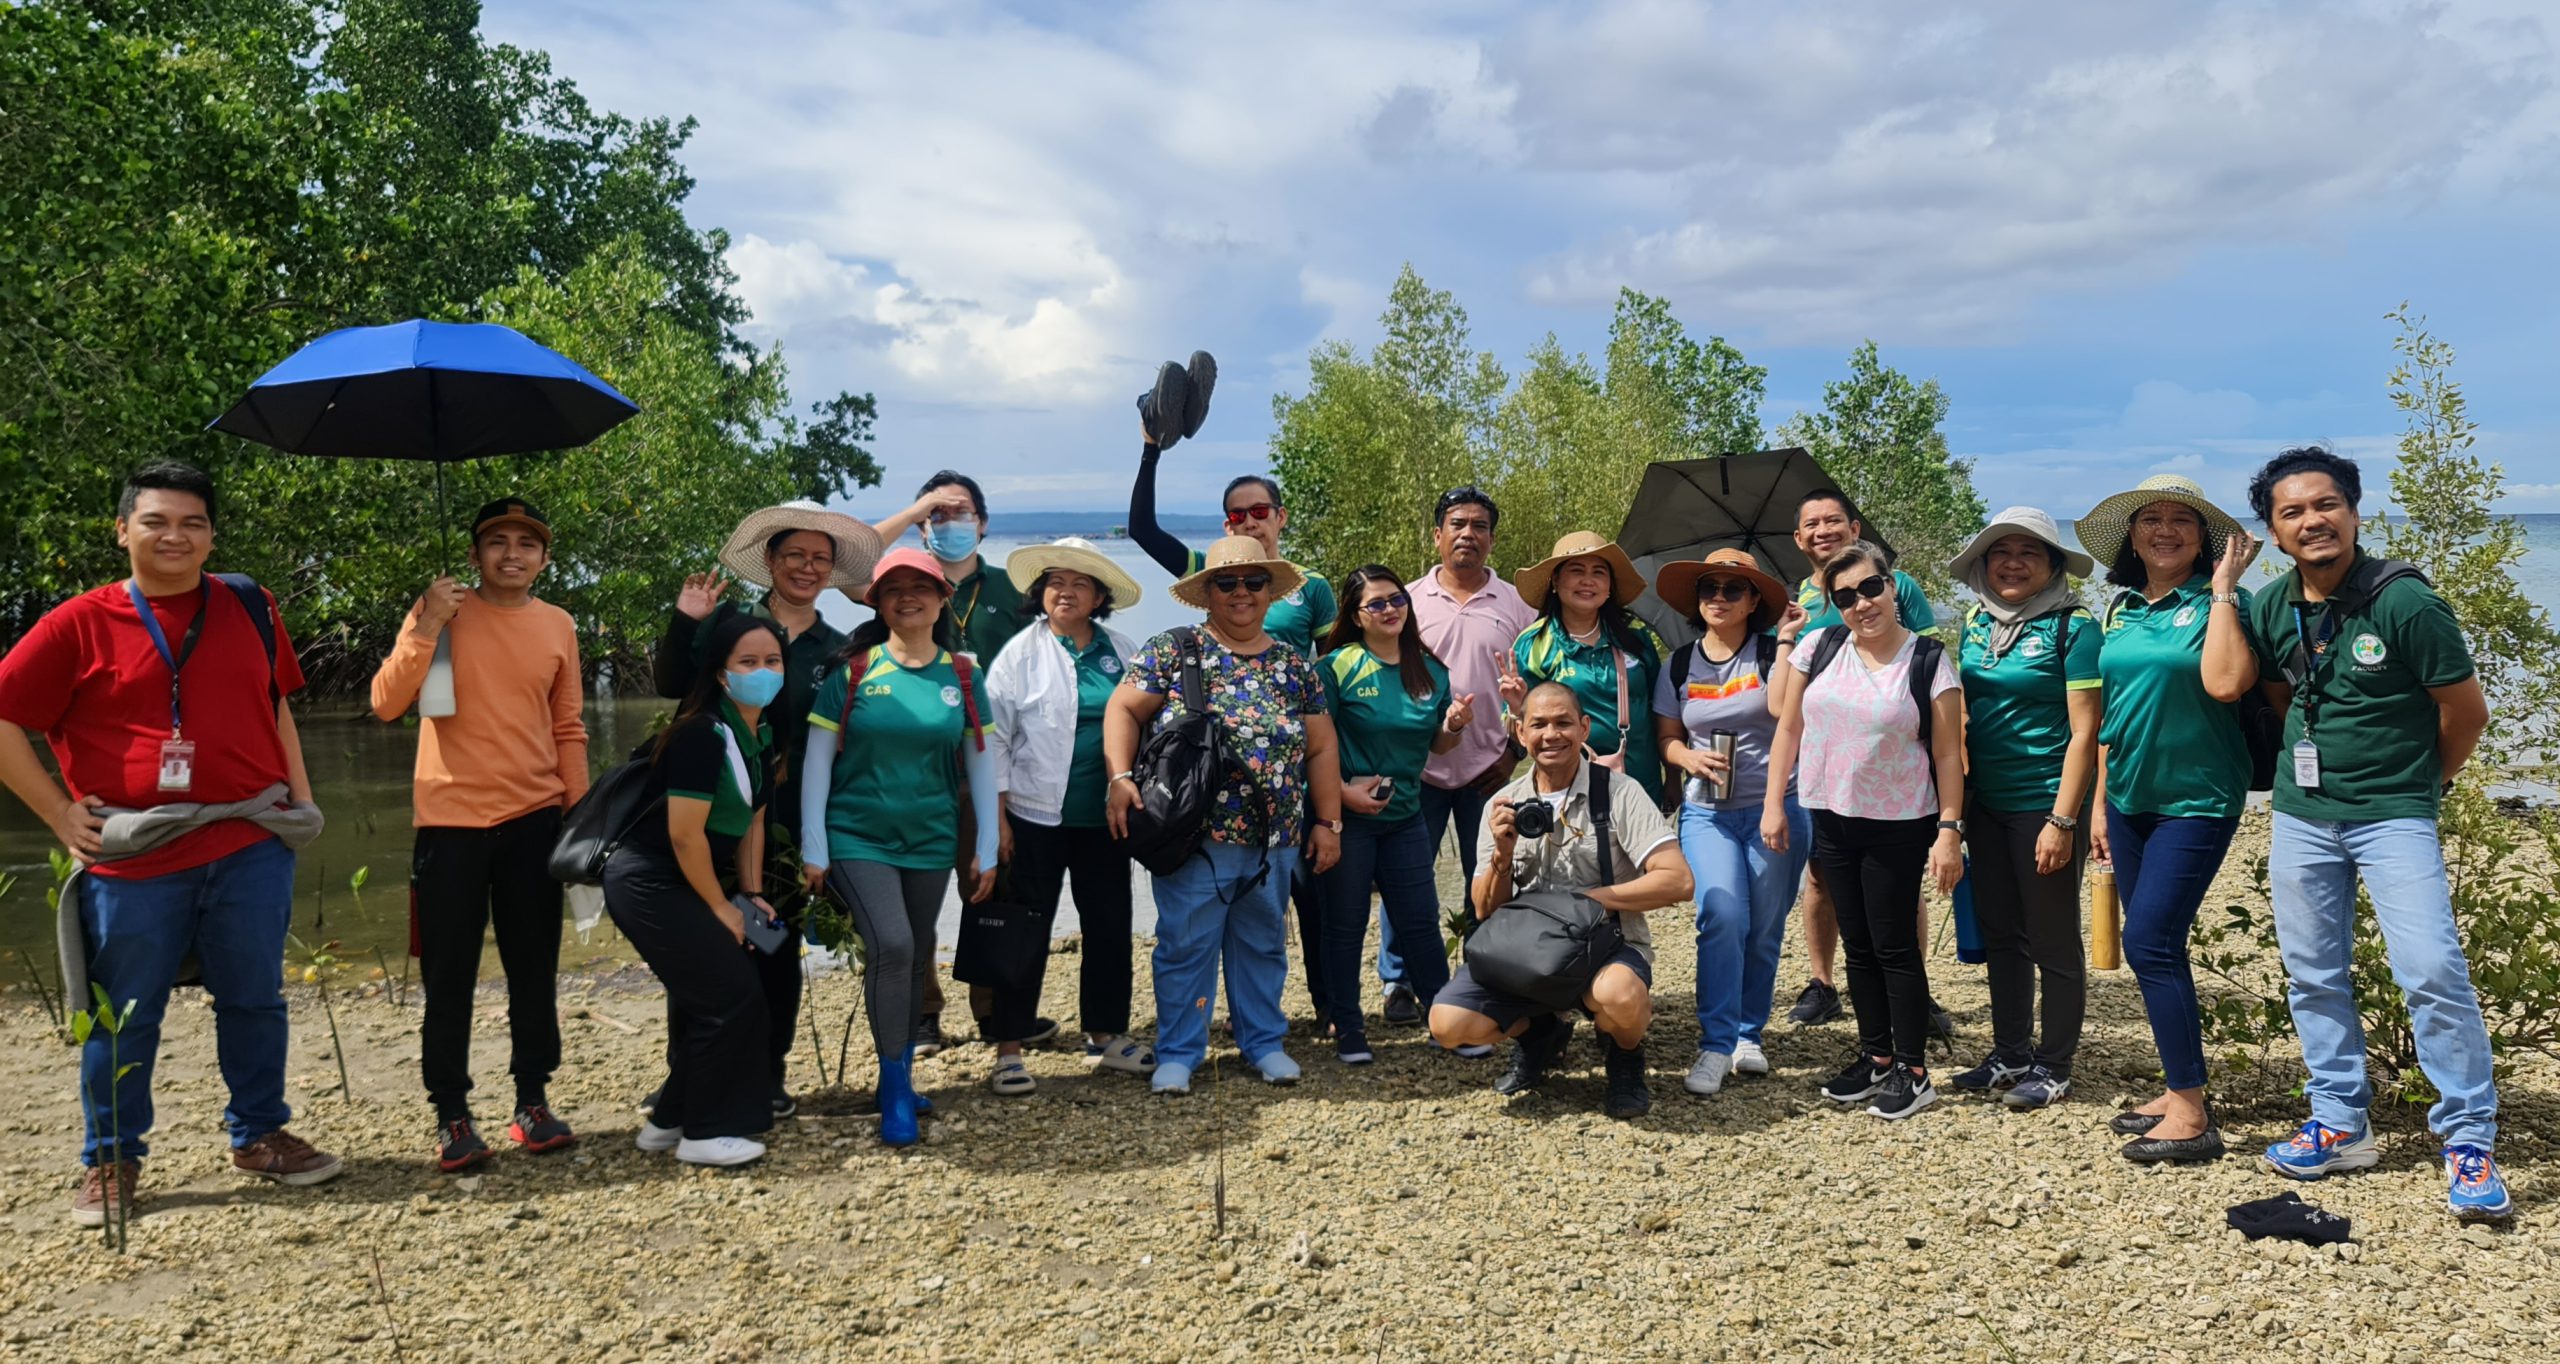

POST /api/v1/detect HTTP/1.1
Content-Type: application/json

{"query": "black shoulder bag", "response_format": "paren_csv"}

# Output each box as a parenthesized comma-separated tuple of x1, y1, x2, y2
(1122, 627, 1229, 876)
(1461, 766, 1628, 1013)
(551, 738, 670, 885)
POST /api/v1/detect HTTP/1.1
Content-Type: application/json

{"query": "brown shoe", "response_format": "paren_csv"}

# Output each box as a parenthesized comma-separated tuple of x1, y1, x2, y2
(72, 1160, 140, 1228)
(233, 1129, 345, 1186)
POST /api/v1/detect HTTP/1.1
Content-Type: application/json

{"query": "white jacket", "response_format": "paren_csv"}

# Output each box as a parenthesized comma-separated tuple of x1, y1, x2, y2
(987, 623, 1139, 827)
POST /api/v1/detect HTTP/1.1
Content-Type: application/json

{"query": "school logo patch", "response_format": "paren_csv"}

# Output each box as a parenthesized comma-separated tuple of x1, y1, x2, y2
(940, 685, 963, 707)
(1100, 655, 1122, 676)
(1282, 588, 1305, 606)
(2020, 636, 2049, 659)
(2351, 633, 2387, 666)
(2172, 605, 2197, 628)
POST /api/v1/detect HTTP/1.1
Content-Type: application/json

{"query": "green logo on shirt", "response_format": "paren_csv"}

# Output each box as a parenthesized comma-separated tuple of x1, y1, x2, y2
(2351, 633, 2387, 666)
(2172, 605, 2197, 628)
(2020, 635, 2049, 659)
(939, 684, 962, 707)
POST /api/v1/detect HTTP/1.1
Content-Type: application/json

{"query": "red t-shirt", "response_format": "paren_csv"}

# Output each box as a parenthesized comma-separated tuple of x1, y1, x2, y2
(0, 578, 307, 879)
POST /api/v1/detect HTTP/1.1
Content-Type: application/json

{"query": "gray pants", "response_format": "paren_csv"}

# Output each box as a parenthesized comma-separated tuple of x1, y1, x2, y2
(1966, 802, 2088, 1074)
(827, 862, 954, 1059)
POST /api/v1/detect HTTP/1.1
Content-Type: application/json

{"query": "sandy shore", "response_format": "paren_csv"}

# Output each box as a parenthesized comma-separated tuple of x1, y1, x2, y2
(2, 815, 2554, 1362)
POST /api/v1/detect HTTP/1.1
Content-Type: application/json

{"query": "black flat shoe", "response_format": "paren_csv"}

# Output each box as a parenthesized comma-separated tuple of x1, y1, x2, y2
(1182, 350, 1217, 436)
(2110, 1109, 2166, 1135)
(2121, 1125, 2226, 1164)
(1137, 361, 1195, 450)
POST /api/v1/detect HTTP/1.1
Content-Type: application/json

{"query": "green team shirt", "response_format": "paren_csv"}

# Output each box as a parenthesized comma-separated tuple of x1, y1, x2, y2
(1794, 568, 1939, 636)
(1057, 631, 1124, 828)
(2096, 574, 2252, 820)
(1958, 604, 2102, 813)
(1180, 547, 1336, 658)
(1512, 617, 1667, 803)
(655, 699, 774, 848)
(1317, 644, 1451, 827)
(944, 561, 1027, 662)
(2247, 555, 2474, 823)
(807, 648, 993, 869)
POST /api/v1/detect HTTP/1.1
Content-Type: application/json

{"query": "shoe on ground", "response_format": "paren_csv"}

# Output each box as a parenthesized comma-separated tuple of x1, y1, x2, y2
(638, 1085, 662, 1116)
(509, 1104, 577, 1155)
(1949, 1050, 2032, 1093)
(1604, 1044, 1652, 1120)
(71, 1159, 139, 1229)
(2122, 1123, 2225, 1164)
(1820, 1054, 1891, 1104)
(2110, 1108, 2166, 1136)
(1452, 1042, 1495, 1060)
(636, 1120, 683, 1153)
(1787, 979, 1842, 1026)
(989, 1056, 1036, 1096)
(2445, 1144, 2514, 1221)
(2263, 1120, 2380, 1179)
(437, 1117, 493, 1173)
(233, 1129, 343, 1186)
(1336, 1031, 1374, 1066)
(912, 1015, 948, 1059)
(1088, 1035, 1156, 1074)
(675, 1136, 765, 1167)
(770, 1083, 797, 1119)
(1864, 1064, 1937, 1121)
(1732, 1039, 1769, 1076)
(1683, 1049, 1733, 1097)
(1152, 1061, 1194, 1095)
(1256, 1051, 1302, 1085)
(1927, 999, 1957, 1043)
(1494, 1017, 1573, 1097)
(2002, 1067, 2072, 1109)
(1382, 985, 1421, 1027)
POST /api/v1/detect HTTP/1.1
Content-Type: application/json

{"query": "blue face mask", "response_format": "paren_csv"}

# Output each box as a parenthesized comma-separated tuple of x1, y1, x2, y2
(922, 520, 981, 563)
(724, 666, 785, 708)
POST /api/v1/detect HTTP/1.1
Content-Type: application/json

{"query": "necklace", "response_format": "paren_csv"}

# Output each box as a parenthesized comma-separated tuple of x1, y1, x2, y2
(1566, 621, 1604, 645)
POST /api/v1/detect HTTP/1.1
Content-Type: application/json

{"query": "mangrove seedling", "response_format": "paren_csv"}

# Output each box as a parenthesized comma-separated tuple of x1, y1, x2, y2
(72, 984, 140, 1252)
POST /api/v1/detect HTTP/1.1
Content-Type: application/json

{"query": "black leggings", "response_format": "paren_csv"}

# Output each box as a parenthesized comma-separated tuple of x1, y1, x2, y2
(828, 861, 952, 1058)
(1966, 801, 2088, 1074)
(603, 857, 772, 1140)
(1813, 811, 1937, 1068)
(996, 821, 1137, 1041)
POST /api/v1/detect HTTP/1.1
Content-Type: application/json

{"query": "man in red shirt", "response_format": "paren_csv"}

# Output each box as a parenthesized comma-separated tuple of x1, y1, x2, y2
(0, 464, 344, 1228)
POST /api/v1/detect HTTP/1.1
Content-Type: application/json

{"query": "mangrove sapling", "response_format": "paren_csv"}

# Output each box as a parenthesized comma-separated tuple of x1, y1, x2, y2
(1199, 996, 1227, 1241)
(73, 984, 140, 1252)
(347, 865, 405, 1006)
(288, 922, 356, 1100)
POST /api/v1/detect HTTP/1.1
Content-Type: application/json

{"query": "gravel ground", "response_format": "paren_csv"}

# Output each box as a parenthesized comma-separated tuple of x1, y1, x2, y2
(2, 816, 2555, 1362)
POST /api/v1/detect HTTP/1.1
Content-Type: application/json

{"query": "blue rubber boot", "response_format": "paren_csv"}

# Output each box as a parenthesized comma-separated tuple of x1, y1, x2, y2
(878, 1046, 921, 1148)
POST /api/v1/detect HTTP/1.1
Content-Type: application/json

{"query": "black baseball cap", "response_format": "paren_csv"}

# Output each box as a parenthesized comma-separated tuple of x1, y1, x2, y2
(471, 497, 551, 546)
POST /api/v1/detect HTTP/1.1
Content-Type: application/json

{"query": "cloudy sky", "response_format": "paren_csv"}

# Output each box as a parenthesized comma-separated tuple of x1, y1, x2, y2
(480, 0, 2560, 524)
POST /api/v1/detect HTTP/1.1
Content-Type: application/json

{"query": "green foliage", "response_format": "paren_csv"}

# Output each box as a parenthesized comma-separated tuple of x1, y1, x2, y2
(1773, 342, 1983, 601)
(73, 983, 140, 1252)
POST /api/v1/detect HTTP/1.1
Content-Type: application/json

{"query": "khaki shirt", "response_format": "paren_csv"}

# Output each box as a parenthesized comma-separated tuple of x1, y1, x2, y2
(1475, 760, 1678, 962)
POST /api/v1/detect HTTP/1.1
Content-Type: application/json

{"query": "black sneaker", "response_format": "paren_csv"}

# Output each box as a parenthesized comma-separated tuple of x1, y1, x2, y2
(1866, 1064, 1937, 1121)
(1928, 998, 1957, 1043)
(1787, 979, 1842, 1026)
(978, 1015, 1061, 1046)
(638, 1085, 662, 1116)
(1603, 1044, 1651, 1120)
(1949, 1050, 2032, 1093)
(437, 1117, 492, 1173)
(1819, 1054, 1891, 1104)
(770, 1082, 798, 1119)
(1336, 1031, 1374, 1066)
(1381, 985, 1422, 1027)
(1494, 1016, 1571, 1096)
(508, 1103, 577, 1154)
(913, 1015, 947, 1059)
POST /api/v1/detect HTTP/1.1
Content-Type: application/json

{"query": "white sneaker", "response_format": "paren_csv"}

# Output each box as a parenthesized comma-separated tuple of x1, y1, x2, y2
(674, 1136, 765, 1167)
(1089, 1035, 1156, 1074)
(635, 1120, 681, 1152)
(1732, 1040, 1769, 1075)
(1255, 1052, 1302, 1085)
(1684, 1050, 1734, 1096)
(1452, 1043, 1495, 1060)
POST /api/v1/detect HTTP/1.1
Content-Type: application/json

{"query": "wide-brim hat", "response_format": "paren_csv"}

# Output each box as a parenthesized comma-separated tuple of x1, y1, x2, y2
(1654, 548, 1789, 632)
(1516, 531, 1643, 610)
(1949, 505, 2096, 581)
(1007, 536, 1143, 608)
(1168, 535, 1304, 611)
(718, 500, 884, 593)
(2074, 475, 2242, 571)
(863, 546, 953, 607)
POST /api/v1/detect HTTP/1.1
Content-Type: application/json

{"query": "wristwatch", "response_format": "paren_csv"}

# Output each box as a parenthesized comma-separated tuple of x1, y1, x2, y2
(2044, 813, 2078, 831)
(2210, 591, 2241, 605)
(1936, 819, 1965, 835)
(1314, 817, 1345, 834)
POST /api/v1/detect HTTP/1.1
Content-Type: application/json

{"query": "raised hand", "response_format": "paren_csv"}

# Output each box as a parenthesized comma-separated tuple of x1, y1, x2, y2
(416, 576, 467, 632)
(2213, 526, 2260, 594)
(1445, 692, 1475, 734)
(1775, 602, 1810, 644)
(1496, 653, 1527, 717)
(676, 572, 730, 620)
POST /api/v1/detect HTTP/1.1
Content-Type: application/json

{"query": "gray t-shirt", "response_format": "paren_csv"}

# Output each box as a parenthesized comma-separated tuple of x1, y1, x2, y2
(1474, 762, 1678, 963)
(1650, 639, 1784, 810)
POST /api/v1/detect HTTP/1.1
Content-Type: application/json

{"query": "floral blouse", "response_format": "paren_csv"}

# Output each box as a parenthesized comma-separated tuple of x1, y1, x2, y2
(1125, 628, 1329, 848)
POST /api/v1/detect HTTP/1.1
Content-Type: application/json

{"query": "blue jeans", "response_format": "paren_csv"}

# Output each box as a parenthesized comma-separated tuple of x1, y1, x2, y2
(1411, 781, 1491, 986)
(1319, 814, 1450, 1037)
(76, 837, 297, 1165)
(1151, 841, 1300, 1072)
(1681, 798, 1810, 1053)
(2270, 814, 2498, 1148)
(2106, 807, 2238, 1092)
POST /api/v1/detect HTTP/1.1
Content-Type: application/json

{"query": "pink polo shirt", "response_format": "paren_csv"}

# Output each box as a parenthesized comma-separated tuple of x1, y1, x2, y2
(1409, 565, 1536, 789)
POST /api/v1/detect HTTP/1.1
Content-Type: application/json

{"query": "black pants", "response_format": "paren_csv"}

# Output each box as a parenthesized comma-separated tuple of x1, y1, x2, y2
(1812, 811, 1936, 1068)
(414, 807, 563, 1114)
(1967, 801, 2089, 1075)
(758, 778, 804, 1082)
(995, 821, 1136, 1040)
(604, 856, 772, 1140)
(1291, 856, 1329, 1022)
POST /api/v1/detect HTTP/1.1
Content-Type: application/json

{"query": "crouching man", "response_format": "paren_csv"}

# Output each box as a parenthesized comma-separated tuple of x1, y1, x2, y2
(1429, 683, 1692, 1118)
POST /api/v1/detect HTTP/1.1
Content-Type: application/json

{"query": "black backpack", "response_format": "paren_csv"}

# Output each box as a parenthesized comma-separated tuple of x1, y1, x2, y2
(1804, 627, 1950, 753)
(550, 738, 670, 885)
(1122, 627, 1233, 876)
(1461, 765, 1626, 1011)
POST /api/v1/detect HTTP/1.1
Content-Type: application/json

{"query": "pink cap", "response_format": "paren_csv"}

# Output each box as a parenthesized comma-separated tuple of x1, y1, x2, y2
(863, 547, 953, 606)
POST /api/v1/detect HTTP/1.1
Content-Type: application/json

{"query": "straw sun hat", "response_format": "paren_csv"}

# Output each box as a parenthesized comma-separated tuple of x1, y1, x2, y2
(1653, 548, 1790, 632)
(717, 499, 885, 592)
(1168, 535, 1305, 611)
(1006, 536, 1144, 608)
(2073, 475, 2242, 571)
(1515, 531, 1643, 609)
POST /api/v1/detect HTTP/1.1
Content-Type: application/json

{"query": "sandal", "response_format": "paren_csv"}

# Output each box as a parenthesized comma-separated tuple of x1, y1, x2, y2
(989, 1057, 1036, 1097)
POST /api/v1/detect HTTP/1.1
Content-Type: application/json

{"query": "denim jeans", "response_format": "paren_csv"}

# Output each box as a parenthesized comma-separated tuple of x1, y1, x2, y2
(1319, 814, 1449, 1037)
(2270, 813, 2498, 1148)
(1412, 781, 1491, 986)
(1681, 798, 1810, 1054)
(76, 836, 297, 1165)
(1151, 840, 1300, 1072)
(2106, 806, 2238, 1092)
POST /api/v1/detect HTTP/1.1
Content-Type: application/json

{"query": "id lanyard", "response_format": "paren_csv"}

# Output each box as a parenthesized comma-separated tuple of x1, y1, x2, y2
(126, 580, 209, 791)
(2290, 603, 2340, 789)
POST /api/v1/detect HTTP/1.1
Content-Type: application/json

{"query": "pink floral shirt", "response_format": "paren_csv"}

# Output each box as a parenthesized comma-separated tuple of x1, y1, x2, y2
(1789, 628, 1960, 820)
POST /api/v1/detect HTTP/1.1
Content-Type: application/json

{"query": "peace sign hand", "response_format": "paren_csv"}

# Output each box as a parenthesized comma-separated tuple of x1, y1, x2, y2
(1496, 653, 1527, 717)
(1445, 692, 1475, 734)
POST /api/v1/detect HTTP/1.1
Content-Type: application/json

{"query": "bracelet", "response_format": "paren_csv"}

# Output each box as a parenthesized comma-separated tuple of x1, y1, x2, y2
(1111, 771, 1137, 784)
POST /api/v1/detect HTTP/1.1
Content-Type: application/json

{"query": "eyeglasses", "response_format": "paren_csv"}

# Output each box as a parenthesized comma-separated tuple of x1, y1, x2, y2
(1360, 591, 1412, 615)
(925, 507, 979, 526)
(1827, 574, 1891, 611)
(1696, 578, 1754, 603)
(775, 550, 836, 571)
(1224, 503, 1280, 526)
(1210, 573, 1273, 595)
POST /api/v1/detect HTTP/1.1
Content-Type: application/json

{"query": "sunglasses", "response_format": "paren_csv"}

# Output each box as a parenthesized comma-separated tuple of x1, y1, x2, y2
(1827, 574, 1891, 611)
(1360, 591, 1412, 615)
(1695, 577, 1755, 603)
(1210, 573, 1273, 595)
(1224, 503, 1280, 525)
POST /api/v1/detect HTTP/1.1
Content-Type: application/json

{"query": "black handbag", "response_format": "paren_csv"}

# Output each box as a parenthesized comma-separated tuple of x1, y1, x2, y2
(953, 898, 1051, 992)
(1121, 627, 1228, 876)
(1460, 766, 1624, 1011)
(549, 744, 667, 886)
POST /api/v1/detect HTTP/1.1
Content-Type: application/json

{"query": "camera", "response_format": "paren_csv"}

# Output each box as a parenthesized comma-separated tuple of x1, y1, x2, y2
(1511, 796, 1557, 840)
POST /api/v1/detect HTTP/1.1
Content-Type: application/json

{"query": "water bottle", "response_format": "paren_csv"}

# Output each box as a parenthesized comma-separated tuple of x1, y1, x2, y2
(1951, 857, 1985, 964)
(420, 628, 458, 718)
(2089, 862, 2121, 971)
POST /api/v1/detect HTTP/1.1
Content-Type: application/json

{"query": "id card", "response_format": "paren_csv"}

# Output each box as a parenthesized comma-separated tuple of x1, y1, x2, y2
(2293, 739, 2321, 791)
(157, 737, 197, 793)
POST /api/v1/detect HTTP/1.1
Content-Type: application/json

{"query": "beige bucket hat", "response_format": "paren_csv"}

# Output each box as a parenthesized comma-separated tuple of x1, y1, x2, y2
(1168, 535, 1305, 611)
(717, 499, 885, 592)
(1006, 536, 1143, 608)
(1949, 506, 2096, 581)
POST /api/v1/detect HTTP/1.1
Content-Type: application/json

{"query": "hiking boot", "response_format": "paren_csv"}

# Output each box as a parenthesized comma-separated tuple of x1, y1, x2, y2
(234, 1129, 344, 1186)
(508, 1104, 577, 1154)
(72, 1159, 139, 1229)
(1787, 978, 1841, 1026)
(1382, 984, 1422, 1026)
(437, 1117, 493, 1173)
(1604, 1044, 1652, 1120)
(1494, 1016, 1571, 1097)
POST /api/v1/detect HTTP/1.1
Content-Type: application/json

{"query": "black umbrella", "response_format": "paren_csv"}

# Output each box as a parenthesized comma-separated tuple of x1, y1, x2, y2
(1612, 448, 1893, 648)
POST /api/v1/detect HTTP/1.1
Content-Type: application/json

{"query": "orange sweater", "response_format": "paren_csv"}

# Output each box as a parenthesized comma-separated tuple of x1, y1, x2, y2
(369, 591, 590, 829)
